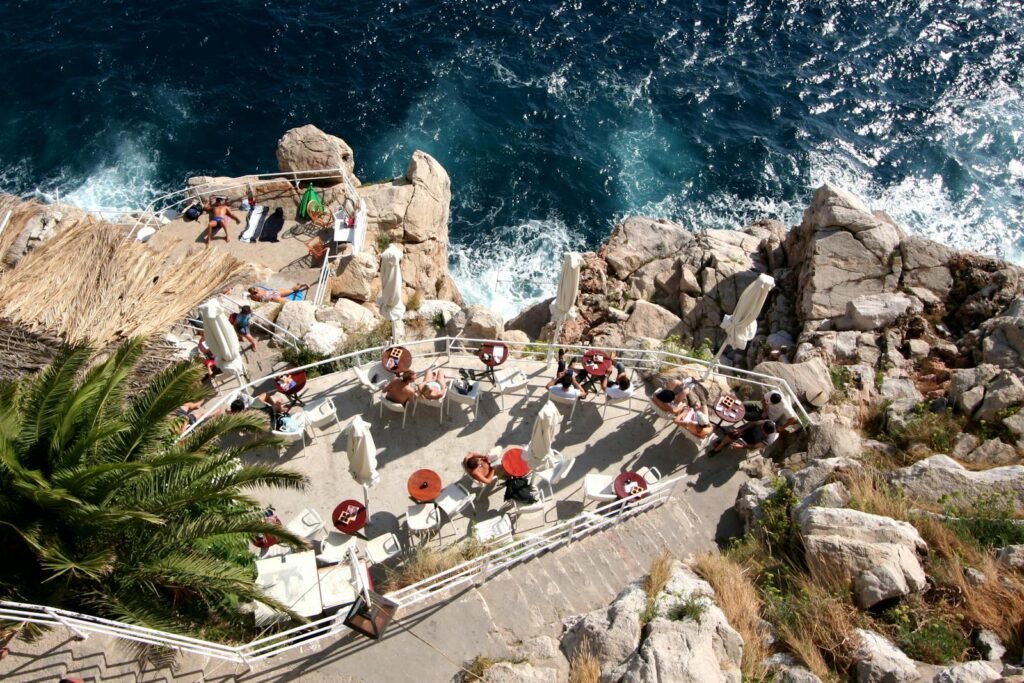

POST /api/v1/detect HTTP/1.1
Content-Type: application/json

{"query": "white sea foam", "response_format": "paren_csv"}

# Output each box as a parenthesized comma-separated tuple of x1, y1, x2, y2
(448, 217, 582, 320)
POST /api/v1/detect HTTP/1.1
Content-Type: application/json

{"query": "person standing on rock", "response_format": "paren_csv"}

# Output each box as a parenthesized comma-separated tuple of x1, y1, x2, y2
(205, 196, 240, 245)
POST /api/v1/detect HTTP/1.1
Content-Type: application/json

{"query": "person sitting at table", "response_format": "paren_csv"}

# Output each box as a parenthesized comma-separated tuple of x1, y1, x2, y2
(603, 373, 634, 400)
(710, 419, 778, 456)
(763, 390, 799, 432)
(420, 367, 448, 400)
(674, 405, 713, 439)
(547, 369, 587, 400)
(463, 453, 496, 486)
(385, 370, 418, 405)
(652, 379, 702, 415)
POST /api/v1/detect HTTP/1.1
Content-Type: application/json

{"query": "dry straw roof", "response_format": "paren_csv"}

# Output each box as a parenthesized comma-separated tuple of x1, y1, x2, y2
(0, 200, 250, 347)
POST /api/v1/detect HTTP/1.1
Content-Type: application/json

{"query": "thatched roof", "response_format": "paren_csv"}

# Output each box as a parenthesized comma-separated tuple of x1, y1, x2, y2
(0, 203, 252, 348)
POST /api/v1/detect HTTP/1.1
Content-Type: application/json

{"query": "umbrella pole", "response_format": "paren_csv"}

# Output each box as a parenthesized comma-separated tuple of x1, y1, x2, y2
(702, 342, 728, 381)
(547, 321, 564, 363)
(362, 484, 372, 527)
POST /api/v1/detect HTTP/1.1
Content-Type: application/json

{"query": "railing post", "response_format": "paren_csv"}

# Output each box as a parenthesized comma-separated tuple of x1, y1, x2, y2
(473, 557, 491, 587)
(44, 607, 88, 641)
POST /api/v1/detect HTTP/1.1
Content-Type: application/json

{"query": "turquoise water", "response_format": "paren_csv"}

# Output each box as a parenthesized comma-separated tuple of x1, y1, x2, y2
(0, 0, 1021, 315)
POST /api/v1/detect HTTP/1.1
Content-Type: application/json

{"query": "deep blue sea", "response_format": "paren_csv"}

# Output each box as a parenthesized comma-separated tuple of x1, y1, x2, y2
(0, 0, 1021, 316)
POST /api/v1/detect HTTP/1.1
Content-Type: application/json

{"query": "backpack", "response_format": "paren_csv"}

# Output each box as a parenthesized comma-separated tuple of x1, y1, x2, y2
(504, 476, 538, 504)
(183, 202, 203, 222)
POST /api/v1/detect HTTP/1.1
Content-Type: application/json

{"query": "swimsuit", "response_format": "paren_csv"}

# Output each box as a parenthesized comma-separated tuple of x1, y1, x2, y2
(425, 380, 443, 393)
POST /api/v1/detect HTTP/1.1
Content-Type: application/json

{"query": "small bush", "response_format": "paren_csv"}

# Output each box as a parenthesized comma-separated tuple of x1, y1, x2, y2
(279, 342, 329, 378)
(757, 478, 802, 563)
(830, 366, 852, 402)
(669, 591, 709, 623)
(431, 311, 447, 330)
(407, 291, 423, 312)
(941, 492, 1024, 549)
(891, 406, 964, 454)
(642, 551, 674, 624)
(878, 601, 968, 664)
(376, 231, 392, 251)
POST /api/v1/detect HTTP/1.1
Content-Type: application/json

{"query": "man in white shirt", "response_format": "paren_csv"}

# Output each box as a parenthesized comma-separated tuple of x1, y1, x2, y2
(603, 373, 634, 400)
(547, 369, 586, 400)
(764, 390, 798, 431)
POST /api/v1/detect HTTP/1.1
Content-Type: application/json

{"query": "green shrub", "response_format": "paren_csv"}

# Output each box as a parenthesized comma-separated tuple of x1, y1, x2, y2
(376, 231, 392, 251)
(669, 592, 710, 623)
(830, 365, 852, 393)
(431, 311, 447, 331)
(279, 342, 330, 378)
(891, 406, 964, 453)
(941, 492, 1024, 549)
(878, 602, 968, 664)
(757, 478, 802, 564)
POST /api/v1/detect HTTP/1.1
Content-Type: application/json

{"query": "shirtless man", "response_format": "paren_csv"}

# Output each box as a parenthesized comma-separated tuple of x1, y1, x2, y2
(385, 370, 419, 405)
(206, 197, 240, 245)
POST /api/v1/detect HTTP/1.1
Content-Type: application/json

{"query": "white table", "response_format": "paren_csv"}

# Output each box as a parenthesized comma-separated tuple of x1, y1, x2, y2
(254, 550, 323, 625)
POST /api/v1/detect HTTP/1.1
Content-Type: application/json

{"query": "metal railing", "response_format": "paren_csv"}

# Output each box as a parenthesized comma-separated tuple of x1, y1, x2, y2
(217, 294, 302, 350)
(312, 247, 334, 308)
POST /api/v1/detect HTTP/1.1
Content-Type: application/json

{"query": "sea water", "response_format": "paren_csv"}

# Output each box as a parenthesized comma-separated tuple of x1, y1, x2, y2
(0, 0, 1021, 317)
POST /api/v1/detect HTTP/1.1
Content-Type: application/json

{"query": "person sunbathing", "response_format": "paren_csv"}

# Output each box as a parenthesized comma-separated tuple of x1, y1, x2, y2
(205, 197, 240, 245)
(652, 379, 701, 414)
(248, 284, 310, 303)
(385, 371, 418, 405)
(674, 405, 713, 438)
(463, 453, 496, 486)
(420, 368, 448, 400)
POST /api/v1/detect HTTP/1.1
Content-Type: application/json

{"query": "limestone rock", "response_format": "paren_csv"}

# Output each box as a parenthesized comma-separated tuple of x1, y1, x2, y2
(997, 544, 1024, 570)
(975, 629, 1006, 663)
(931, 661, 1001, 683)
(787, 457, 862, 499)
(303, 322, 346, 357)
(316, 298, 381, 333)
(901, 236, 954, 303)
(792, 481, 851, 522)
(331, 252, 377, 303)
(752, 357, 833, 407)
(506, 297, 553, 340)
(797, 507, 927, 552)
(840, 294, 922, 332)
(276, 124, 355, 181)
(736, 478, 773, 534)
(886, 398, 923, 435)
(481, 662, 559, 683)
(501, 329, 531, 346)
(276, 301, 316, 338)
(974, 371, 1024, 423)
(807, 414, 863, 460)
(962, 438, 1019, 466)
(980, 313, 1024, 373)
(461, 305, 504, 340)
(622, 300, 684, 341)
(879, 378, 924, 402)
(889, 455, 1024, 511)
(906, 338, 931, 359)
(403, 151, 451, 244)
(408, 298, 460, 324)
(853, 629, 919, 683)
(560, 582, 645, 670)
(1002, 411, 1024, 439)
(776, 665, 824, 683)
(949, 365, 1001, 411)
(605, 217, 694, 278)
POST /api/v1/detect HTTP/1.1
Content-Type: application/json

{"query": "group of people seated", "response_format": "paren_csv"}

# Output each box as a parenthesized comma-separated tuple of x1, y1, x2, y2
(545, 350, 633, 401)
(384, 367, 448, 406)
(651, 377, 714, 439)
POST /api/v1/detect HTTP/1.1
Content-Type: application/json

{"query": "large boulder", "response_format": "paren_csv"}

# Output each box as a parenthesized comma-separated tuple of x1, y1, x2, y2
(974, 371, 1024, 423)
(615, 564, 744, 683)
(806, 414, 864, 460)
(506, 297, 553, 340)
(889, 455, 1024, 511)
(275, 300, 317, 338)
(448, 305, 504, 340)
(330, 252, 377, 303)
(622, 300, 684, 341)
(878, 378, 923, 403)
(787, 457, 862, 499)
(961, 438, 1019, 466)
(275, 124, 356, 181)
(752, 358, 833, 407)
(560, 582, 646, 671)
(605, 217, 695, 278)
(838, 294, 922, 332)
(799, 507, 927, 608)
(402, 151, 451, 244)
(853, 629, 919, 683)
(979, 304, 1024, 374)
(931, 661, 1001, 683)
(316, 298, 381, 333)
(735, 478, 773, 534)
(302, 321, 346, 356)
(900, 236, 954, 303)
(997, 544, 1024, 570)
(480, 662, 559, 683)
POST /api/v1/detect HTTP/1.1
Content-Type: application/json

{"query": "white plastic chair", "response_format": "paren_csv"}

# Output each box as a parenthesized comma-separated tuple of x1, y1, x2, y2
(354, 365, 388, 403)
(531, 457, 576, 498)
(509, 488, 550, 531)
(647, 400, 677, 431)
(413, 387, 447, 425)
(447, 379, 482, 421)
(473, 514, 513, 543)
(494, 368, 529, 410)
(272, 422, 307, 457)
(637, 466, 662, 486)
(435, 482, 474, 520)
(286, 508, 326, 541)
(582, 474, 617, 505)
(547, 391, 580, 423)
(305, 397, 340, 440)
(317, 531, 359, 565)
(363, 533, 403, 564)
(379, 396, 409, 428)
(406, 503, 442, 542)
(670, 423, 712, 450)
(602, 383, 639, 418)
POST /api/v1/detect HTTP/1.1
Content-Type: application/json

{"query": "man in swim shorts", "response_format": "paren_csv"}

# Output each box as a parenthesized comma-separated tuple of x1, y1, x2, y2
(206, 197, 240, 245)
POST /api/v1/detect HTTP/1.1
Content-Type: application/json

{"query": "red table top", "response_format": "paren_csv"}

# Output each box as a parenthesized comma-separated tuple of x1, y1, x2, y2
(478, 342, 509, 368)
(501, 447, 530, 477)
(407, 469, 442, 502)
(331, 499, 368, 535)
(614, 472, 648, 499)
(714, 394, 744, 424)
(382, 346, 413, 373)
(582, 349, 614, 376)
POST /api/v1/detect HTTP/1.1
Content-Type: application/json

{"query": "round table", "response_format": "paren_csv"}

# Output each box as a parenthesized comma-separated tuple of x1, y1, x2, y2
(613, 472, 648, 499)
(407, 469, 442, 502)
(582, 349, 614, 377)
(382, 346, 413, 373)
(713, 394, 745, 425)
(331, 499, 368, 535)
(501, 447, 530, 478)
(478, 342, 509, 368)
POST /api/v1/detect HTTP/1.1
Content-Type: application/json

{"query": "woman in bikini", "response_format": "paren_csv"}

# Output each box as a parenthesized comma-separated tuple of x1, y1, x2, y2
(419, 368, 448, 400)
(247, 284, 310, 303)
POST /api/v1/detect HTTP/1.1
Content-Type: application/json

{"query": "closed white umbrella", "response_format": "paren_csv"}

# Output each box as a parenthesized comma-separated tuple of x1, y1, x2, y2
(199, 299, 245, 379)
(378, 244, 406, 342)
(526, 401, 561, 469)
(549, 252, 582, 347)
(346, 416, 379, 507)
(705, 273, 775, 377)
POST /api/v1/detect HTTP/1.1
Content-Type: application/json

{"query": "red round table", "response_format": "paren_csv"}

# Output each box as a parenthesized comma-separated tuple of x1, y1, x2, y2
(408, 469, 442, 502)
(582, 349, 614, 376)
(613, 472, 648, 499)
(331, 499, 368, 535)
(478, 342, 509, 367)
(501, 447, 530, 477)
(382, 346, 413, 373)
(713, 394, 744, 426)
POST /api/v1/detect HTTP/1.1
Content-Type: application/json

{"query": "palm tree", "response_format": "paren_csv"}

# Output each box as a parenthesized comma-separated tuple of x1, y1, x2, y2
(0, 339, 309, 636)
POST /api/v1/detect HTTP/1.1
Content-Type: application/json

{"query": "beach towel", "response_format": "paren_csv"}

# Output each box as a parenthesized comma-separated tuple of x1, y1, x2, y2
(258, 207, 285, 242)
(240, 204, 266, 242)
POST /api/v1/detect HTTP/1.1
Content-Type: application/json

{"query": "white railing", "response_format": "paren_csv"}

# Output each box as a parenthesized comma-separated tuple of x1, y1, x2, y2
(217, 294, 302, 350)
(312, 247, 333, 308)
